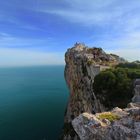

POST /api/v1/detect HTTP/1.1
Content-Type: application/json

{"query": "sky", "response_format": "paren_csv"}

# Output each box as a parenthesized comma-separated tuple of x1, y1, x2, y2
(0, 0, 140, 66)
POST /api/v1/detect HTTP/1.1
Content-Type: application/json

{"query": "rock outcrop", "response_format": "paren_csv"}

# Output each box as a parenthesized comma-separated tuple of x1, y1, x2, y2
(72, 104, 140, 140)
(62, 43, 126, 140)
(72, 79, 140, 140)
(132, 79, 140, 103)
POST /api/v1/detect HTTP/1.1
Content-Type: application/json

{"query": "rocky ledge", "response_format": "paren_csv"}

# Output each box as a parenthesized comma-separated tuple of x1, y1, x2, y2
(71, 77, 140, 140)
(72, 103, 140, 140)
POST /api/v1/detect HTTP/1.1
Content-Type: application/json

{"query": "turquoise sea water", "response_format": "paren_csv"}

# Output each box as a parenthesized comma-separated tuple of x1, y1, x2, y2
(0, 66, 68, 140)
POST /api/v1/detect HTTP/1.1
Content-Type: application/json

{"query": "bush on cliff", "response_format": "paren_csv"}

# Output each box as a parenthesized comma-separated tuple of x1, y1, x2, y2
(116, 62, 140, 69)
(93, 67, 140, 109)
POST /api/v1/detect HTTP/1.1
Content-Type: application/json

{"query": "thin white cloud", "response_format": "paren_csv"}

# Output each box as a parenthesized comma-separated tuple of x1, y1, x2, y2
(45, 9, 112, 26)
(0, 32, 10, 37)
(65, 0, 116, 9)
(102, 31, 140, 49)
(101, 31, 140, 61)
(41, 0, 140, 27)
(0, 34, 52, 48)
(109, 48, 140, 62)
(0, 13, 42, 31)
(0, 34, 64, 67)
(0, 48, 64, 67)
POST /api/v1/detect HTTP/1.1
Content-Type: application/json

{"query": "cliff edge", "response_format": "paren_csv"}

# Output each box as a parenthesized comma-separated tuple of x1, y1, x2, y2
(64, 43, 125, 122)
(62, 43, 127, 140)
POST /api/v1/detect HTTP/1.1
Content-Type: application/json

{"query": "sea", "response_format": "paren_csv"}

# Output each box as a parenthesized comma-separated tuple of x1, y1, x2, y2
(0, 65, 69, 140)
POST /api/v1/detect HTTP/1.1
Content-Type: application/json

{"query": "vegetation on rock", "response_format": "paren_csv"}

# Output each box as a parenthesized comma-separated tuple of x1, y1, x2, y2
(93, 63, 140, 109)
(98, 112, 120, 122)
(116, 62, 140, 69)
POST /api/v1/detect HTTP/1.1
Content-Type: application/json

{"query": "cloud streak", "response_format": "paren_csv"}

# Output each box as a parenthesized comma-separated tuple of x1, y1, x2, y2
(42, 0, 140, 27)
(95, 31, 140, 61)
(0, 32, 65, 67)
(0, 47, 64, 67)
(0, 32, 56, 50)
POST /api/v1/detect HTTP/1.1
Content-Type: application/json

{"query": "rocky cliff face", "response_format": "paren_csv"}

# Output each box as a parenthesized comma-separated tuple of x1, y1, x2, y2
(62, 43, 126, 140)
(72, 104, 140, 140)
(132, 79, 140, 103)
(65, 43, 123, 121)
(64, 43, 125, 122)
(72, 79, 140, 140)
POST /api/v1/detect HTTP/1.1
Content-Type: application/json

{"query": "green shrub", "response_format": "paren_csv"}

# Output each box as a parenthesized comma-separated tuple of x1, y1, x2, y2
(116, 62, 140, 69)
(93, 67, 140, 109)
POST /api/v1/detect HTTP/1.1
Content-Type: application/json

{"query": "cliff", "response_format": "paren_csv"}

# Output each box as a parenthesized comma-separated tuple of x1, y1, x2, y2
(64, 43, 125, 122)
(62, 43, 126, 140)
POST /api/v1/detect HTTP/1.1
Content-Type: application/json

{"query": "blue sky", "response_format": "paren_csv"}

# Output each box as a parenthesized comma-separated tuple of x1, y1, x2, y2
(0, 0, 140, 66)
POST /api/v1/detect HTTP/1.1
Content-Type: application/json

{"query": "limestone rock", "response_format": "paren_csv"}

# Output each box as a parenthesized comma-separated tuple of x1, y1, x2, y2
(72, 105, 140, 140)
(132, 79, 140, 103)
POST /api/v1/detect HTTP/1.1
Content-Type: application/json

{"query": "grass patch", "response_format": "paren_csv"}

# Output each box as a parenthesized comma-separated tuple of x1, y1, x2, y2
(98, 112, 120, 122)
